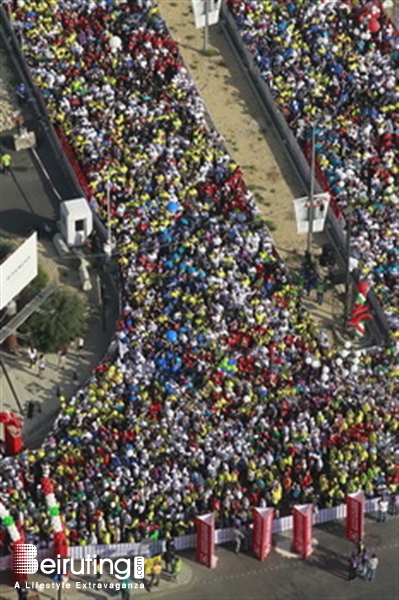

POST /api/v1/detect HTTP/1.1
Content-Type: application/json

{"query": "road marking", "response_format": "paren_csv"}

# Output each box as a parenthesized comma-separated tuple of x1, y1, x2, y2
(200, 540, 399, 586)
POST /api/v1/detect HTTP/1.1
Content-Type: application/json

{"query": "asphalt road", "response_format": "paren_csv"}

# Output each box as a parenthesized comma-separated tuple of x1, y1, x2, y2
(0, 128, 77, 239)
(146, 516, 398, 600)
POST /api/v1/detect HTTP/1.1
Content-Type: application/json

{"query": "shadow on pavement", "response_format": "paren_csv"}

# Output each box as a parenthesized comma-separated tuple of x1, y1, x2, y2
(318, 520, 347, 540)
(309, 543, 348, 581)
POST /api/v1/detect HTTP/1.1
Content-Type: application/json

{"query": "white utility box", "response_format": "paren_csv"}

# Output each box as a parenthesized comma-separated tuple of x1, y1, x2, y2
(60, 198, 93, 247)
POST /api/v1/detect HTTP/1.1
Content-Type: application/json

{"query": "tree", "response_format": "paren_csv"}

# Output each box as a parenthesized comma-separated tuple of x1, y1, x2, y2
(18, 265, 49, 307)
(21, 288, 87, 352)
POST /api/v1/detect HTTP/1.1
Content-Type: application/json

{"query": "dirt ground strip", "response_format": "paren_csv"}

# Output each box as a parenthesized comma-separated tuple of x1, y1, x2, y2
(159, 0, 309, 265)
(159, 1, 347, 338)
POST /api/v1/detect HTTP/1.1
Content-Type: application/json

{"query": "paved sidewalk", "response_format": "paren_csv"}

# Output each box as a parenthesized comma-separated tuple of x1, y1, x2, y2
(0, 133, 118, 449)
(1, 286, 117, 449)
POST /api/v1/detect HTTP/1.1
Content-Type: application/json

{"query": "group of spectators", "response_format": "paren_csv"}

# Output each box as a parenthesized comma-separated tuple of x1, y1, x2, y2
(228, 0, 398, 328)
(0, 0, 397, 552)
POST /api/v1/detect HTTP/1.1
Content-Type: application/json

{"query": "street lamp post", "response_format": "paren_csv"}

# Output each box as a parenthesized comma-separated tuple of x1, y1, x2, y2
(307, 123, 316, 255)
(203, 0, 209, 52)
(106, 174, 112, 247)
(343, 205, 353, 329)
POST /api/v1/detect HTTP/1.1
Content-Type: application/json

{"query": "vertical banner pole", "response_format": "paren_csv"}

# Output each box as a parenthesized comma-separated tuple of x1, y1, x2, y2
(203, 0, 209, 52)
(307, 123, 316, 254)
(344, 206, 353, 329)
(107, 173, 111, 246)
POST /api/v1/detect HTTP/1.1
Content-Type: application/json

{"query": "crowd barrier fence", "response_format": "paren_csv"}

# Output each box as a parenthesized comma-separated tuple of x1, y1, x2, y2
(0, 3, 390, 343)
(0, 0, 392, 572)
(0, 6, 108, 243)
(0, 498, 381, 570)
(220, 1, 391, 345)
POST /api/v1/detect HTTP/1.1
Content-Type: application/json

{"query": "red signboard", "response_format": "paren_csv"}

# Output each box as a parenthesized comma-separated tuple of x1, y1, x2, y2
(196, 514, 215, 568)
(293, 504, 313, 558)
(0, 412, 23, 455)
(252, 507, 274, 561)
(12, 530, 27, 584)
(54, 530, 69, 558)
(346, 491, 365, 543)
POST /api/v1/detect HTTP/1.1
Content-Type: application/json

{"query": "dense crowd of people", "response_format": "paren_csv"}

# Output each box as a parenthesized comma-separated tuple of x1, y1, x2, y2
(228, 0, 398, 327)
(0, 0, 397, 552)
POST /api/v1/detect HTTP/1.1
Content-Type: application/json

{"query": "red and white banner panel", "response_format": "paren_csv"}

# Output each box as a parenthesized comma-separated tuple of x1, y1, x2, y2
(252, 507, 274, 561)
(0, 412, 23, 455)
(293, 504, 313, 559)
(12, 538, 28, 585)
(346, 491, 365, 543)
(41, 473, 69, 559)
(196, 513, 216, 568)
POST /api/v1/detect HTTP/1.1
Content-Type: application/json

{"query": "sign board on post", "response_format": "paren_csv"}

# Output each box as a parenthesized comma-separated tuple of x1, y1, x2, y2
(293, 193, 330, 234)
(196, 513, 215, 568)
(191, 0, 222, 28)
(293, 504, 313, 558)
(346, 491, 365, 543)
(252, 507, 274, 561)
(0, 232, 38, 311)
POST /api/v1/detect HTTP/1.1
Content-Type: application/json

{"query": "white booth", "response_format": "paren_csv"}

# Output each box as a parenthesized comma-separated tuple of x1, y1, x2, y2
(60, 198, 93, 247)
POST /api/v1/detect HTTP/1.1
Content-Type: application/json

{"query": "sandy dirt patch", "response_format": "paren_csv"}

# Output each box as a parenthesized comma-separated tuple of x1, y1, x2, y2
(159, 0, 309, 265)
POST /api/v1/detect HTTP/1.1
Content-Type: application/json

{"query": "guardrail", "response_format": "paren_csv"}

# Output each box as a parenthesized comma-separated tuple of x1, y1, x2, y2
(0, 497, 383, 570)
(0, 6, 108, 243)
(0, 8, 79, 194)
(220, 2, 390, 345)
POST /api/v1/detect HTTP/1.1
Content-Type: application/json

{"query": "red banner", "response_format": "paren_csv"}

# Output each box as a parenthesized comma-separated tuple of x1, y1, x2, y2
(54, 530, 69, 558)
(252, 507, 274, 561)
(346, 491, 365, 543)
(12, 531, 27, 584)
(195, 514, 215, 568)
(41, 476, 69, 558)
(293, 504, 313, 558)
(0, 412, 23, 455)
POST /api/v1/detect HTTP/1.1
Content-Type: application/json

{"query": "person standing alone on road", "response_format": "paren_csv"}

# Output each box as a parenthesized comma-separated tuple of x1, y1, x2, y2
(366, 554, 379, 582)
(77, 336, 85, 354)
(170, 556, 182, 583)
(378, 497, 389, 522)
(1, 153, 12, 174)
(233, 525, 245, 554)
(57, 346, 68, 369)
(37, 354, 46, 378)
(316, 279, 327, 305)
(148, 559, 162, 590)
(27, 345, 37, 369)
(348, 552, 358, 581)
